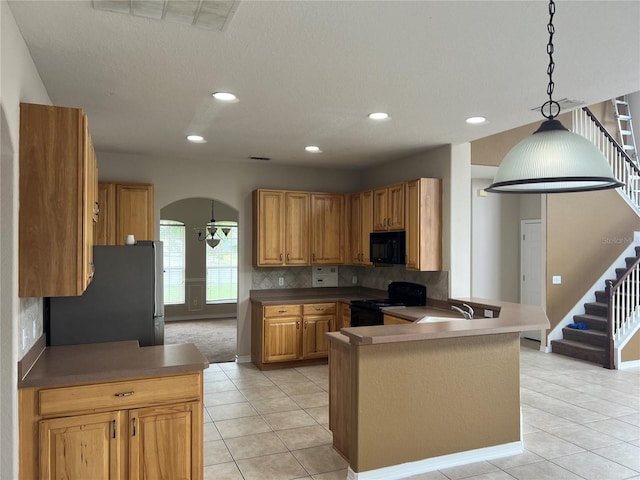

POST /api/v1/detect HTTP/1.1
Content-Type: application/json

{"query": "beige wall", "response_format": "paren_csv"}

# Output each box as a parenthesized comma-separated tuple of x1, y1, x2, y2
(161, 198, 238, 320)
(351, 333, 520, 472)
(621, 330, 640, 363)
(546, 191, 640, 329)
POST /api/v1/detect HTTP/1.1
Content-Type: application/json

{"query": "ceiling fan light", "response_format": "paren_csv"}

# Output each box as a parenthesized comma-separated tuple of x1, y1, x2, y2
(486, 120, 624, 193)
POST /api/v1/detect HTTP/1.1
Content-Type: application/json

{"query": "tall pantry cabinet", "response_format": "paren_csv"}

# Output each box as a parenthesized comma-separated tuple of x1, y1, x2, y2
(19, 103, 99, 297)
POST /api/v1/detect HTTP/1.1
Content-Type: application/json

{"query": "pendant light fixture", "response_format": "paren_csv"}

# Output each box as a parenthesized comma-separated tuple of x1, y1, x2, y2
(486, 0, 623, 194)
(194, 200, 234, 249)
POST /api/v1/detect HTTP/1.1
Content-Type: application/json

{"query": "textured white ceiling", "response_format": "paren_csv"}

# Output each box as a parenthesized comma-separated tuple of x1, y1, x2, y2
(8, 1, 640, 169)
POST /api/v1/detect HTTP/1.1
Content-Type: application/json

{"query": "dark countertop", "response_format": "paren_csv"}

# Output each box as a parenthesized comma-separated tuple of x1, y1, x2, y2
(250, 286, 387, 305)
(335, 297, 549, 345)
(19, 340, 209, 389)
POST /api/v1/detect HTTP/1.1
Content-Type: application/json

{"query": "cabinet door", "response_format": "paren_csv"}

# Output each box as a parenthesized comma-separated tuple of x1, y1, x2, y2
(255, 190, 285, 266)
(264, 317, 301, 362)
(405, 179, 420, 270)
(372, 188, 388, 231)
(19, 103, 93, 297)
(387, 183, 405, 230)
(39, 411, 125, 480)
(95, 183, 117, 245)
(284, 192, 310, 265)
(349, 193, 362, 264)
(129, 401, 201, 480)
(310, 194, 345, 264)
(82, 116, 97, 287)
(302, 315, 333, 358)
(360, 190, 373, 265)
(116, 184, 154, 245)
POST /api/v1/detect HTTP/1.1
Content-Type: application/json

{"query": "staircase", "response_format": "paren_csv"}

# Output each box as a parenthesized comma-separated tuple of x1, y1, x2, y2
(551, 246, 640, 367)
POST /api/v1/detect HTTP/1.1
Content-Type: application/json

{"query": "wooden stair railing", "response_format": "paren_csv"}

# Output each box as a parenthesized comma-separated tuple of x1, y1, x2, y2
(607, 257, 640, 368)
(573, 107, 640, 211)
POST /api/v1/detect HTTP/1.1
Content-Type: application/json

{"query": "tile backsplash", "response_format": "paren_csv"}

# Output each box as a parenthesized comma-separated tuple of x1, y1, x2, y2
(251, 266, 449, 300)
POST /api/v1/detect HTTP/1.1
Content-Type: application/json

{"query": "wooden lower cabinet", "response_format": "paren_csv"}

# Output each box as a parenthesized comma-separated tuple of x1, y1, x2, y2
(252, 302, 336, 369)
(338, 302, 351, 329)
(20, 373, 203, 480)
(383, 314, 412, 325)
(40, 411, 125, 480)
(264, 316, 302, 362)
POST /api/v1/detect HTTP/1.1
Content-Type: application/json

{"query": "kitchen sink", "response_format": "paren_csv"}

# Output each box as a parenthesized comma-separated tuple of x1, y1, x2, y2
(415, 316, 467, 324)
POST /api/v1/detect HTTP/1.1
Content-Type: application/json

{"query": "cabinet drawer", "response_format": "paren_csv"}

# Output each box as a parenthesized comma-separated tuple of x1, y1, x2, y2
(264, 304, 302, 317)
(39, 373, 201, 417)
(303, 303, 336, 315)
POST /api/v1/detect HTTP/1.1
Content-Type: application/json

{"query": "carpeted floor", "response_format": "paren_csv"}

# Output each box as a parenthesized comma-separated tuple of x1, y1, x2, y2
(164, 318, 237, 364)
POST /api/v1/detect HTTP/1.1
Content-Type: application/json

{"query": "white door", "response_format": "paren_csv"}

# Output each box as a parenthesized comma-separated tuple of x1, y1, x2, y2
(521, 220, 543, 340)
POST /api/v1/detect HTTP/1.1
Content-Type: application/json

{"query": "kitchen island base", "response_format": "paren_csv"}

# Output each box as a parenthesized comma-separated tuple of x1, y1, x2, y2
(329, 331, 523, 476)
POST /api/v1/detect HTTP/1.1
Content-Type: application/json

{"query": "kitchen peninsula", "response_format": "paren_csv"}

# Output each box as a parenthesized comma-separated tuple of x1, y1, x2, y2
(18, 340, 209, 480)
(328, 299, 549, 479)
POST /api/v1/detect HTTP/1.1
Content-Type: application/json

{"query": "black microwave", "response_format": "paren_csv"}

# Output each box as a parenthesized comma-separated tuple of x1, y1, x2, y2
(370, 231, 406, 264)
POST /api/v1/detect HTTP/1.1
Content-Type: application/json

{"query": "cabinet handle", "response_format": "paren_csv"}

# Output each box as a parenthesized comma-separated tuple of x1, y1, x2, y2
(304, 321, 308, 329)
(112, 420, 116, 439)
(280, 253, 283, 261)
(287, 253, 290, 261)
(114, 391, 134, 397)
(89, 263, 95, 280)
(132, 417, 137, 436)
(312, 253, 316, 261)
(315, 307, 324, 311)
(278, 309, 287, 313)
(296, 321, 300, 329)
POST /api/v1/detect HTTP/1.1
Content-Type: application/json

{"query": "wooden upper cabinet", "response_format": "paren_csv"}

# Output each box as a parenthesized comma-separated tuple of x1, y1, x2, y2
(349, 191, 373, 265)
(95, 182, 154, 246)
(373, 183, 405, 231)
(405, 178, 443, 271)
(116, 184, 154, 244)
(253, 190, 310, 266)
(19, 103, 98, 297)
(310, 193, 345, 264)
(284, 192, 310, 265)
(95, 183, 116, 245)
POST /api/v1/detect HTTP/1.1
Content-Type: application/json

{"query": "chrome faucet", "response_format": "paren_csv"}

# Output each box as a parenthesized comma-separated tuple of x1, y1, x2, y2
(462, 303, 474, 319)
(451, 305, 472, 320)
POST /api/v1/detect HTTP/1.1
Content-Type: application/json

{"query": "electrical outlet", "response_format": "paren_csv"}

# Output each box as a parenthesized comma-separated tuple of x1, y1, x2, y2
(278, 277, 284, 286)
(352, 275, 357, 284)
(552, 275, 562, 285)
(192, 299, 198, 306)
(484, 309, 494, 318)
(22, 328, 27, 348)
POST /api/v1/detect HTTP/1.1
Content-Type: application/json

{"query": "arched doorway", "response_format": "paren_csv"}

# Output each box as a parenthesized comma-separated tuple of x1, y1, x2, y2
(160, 197, 238, 363)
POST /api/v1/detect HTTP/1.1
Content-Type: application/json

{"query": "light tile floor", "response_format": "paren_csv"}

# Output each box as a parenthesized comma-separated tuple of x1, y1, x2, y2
(202, 340, 640, 480)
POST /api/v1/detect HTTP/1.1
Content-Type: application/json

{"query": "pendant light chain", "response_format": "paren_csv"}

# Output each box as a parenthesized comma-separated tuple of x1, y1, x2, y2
(542, 0, 559, 120)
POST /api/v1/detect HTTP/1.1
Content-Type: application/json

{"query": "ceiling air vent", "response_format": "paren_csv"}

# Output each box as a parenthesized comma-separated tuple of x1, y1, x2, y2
(92, 0, 239, 31)
(530, 98, 585, 113)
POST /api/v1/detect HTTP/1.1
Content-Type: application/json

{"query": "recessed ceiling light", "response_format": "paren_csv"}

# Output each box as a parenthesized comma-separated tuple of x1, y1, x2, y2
(212, 92, 237, 102)
(186, 134, 206, 143)
(466, 116, 487, 125)
(305, 145, 322, 153)
(368, 112, 389, 120)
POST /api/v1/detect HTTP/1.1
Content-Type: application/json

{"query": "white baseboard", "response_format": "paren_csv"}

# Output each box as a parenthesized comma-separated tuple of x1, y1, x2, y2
(235, 354, 251, 363)
(618, 359, 640, 370)
(346, 441, 523, 480)
(165, 314, 237, 322)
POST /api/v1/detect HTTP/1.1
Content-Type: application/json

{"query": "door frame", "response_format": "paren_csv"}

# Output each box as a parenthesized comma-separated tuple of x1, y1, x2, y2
(520, 219, 545, 344)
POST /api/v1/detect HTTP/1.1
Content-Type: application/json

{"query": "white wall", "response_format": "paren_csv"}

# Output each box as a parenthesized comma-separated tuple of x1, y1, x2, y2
(471, 179, 521, 301)
(98, 152, 362, 358)
(1, 2, 52, 477)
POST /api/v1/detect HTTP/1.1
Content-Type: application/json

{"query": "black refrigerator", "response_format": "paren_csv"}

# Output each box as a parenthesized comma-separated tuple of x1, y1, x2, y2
(48, 241, 164, 346)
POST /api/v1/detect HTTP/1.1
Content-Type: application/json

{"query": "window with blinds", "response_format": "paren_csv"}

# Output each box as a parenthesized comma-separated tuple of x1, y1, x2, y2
(160, 219, 185, 305)
(206, 223, 238, 303)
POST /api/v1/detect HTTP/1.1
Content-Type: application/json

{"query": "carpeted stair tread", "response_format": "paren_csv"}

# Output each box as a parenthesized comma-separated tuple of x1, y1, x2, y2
(572, 314, 607, 331)
(625, 256, 639, 266)
(562, 326, 608, 347)
(551, 339, 606, 364)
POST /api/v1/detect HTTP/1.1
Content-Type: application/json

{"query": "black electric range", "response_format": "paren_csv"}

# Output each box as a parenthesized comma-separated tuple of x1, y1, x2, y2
(350, 281, 426, 327)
